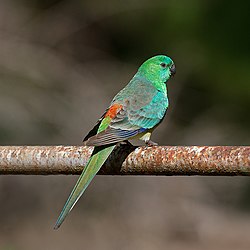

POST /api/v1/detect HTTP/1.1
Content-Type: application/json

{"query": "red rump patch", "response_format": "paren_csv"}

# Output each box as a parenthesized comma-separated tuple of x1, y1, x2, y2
(105, 103, 123, 119)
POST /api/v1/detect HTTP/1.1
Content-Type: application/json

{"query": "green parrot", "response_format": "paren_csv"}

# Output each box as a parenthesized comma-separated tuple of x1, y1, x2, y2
(54, 55, 176, 229)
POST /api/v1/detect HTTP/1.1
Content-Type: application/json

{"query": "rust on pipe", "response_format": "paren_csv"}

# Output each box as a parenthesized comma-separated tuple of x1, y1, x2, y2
(0, 145, 249, 176)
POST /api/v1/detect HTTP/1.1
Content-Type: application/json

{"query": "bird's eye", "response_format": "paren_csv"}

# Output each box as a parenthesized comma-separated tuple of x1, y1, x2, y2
(160, 62, 167, 68)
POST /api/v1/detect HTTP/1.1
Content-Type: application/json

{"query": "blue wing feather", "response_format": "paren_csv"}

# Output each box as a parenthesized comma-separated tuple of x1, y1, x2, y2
(84, 127, 147, 146)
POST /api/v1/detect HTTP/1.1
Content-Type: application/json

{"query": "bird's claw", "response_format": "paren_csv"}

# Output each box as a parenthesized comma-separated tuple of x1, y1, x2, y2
(145, 140, 158, 146)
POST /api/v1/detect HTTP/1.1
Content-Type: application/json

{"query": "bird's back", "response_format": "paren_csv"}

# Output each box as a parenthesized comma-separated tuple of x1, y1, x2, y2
(111, 76, 169, 130)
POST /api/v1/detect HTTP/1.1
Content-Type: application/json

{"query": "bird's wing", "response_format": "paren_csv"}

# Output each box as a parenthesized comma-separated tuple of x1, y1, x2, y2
(83, 79, 168, 146)
(83, 103, 146, 146)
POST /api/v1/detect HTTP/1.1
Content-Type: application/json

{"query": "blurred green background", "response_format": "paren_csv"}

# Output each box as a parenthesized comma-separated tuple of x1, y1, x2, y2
(0, 1, 249, 249)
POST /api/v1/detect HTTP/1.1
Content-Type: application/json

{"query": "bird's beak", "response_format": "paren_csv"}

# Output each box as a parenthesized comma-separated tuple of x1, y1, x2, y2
(170, 64, 176, 76)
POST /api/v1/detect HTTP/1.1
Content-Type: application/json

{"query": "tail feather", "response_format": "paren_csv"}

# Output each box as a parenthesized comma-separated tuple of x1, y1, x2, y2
(54, 145, 115, 229)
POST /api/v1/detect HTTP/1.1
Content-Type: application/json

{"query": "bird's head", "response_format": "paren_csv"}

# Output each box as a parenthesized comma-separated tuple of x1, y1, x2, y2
(137, 55, 176, 92)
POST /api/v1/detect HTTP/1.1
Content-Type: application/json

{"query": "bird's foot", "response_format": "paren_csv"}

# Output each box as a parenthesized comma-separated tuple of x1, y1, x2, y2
(145, 140, 158, 146)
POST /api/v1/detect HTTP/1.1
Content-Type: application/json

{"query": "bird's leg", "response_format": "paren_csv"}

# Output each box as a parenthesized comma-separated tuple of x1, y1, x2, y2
(145, 140, 158, 146)
(140, 131, 158, 146)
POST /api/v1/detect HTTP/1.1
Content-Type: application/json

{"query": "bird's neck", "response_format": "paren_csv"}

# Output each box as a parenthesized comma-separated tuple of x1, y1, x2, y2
(135, 72, 168, 95)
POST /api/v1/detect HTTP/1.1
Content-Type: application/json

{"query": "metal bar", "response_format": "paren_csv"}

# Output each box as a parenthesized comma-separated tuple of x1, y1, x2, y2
(0, 145, 249, 175)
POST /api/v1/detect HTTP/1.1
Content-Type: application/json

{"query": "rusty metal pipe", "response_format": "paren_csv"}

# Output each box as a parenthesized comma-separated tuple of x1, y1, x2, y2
(0, 145, 249, 176)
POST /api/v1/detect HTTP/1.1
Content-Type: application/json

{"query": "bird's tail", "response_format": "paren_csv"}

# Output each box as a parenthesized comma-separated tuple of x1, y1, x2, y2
(54, 145, 115, 229)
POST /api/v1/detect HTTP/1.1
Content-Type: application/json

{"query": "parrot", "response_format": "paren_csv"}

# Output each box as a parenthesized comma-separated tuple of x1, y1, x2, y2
(54, 55, 176, 229)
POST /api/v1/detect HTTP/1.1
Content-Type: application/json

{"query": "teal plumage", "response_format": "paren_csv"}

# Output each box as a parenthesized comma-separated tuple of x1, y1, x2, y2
(54, 55, 176, 229)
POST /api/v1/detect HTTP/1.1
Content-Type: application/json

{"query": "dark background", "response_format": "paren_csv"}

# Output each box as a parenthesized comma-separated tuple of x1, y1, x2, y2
(0, 1, 249, 249)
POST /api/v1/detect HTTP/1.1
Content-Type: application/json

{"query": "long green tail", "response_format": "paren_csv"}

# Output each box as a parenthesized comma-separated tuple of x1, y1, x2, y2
(54, 145, 115, 229)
